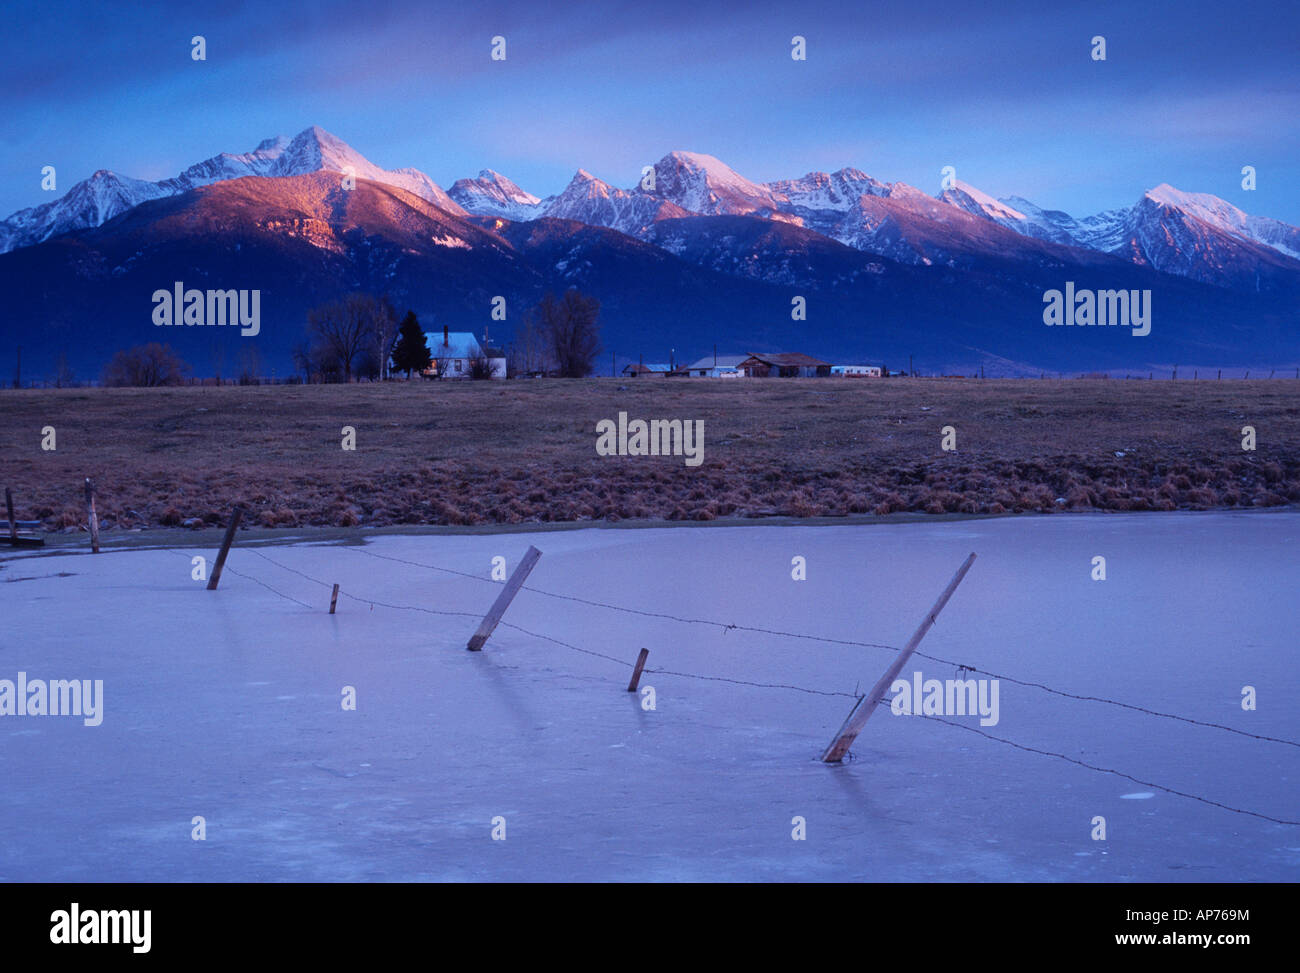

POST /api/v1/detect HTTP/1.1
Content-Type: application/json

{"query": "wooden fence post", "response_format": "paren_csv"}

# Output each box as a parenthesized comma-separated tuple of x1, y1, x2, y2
(467, 545, 542, 651)
(330, 584, 340, 614)
(627, 648, 650, 692)
(5, 487, 15, 541)
(84, 478, 100, 554)
(821, 552, 977, 763)
(206, 506, 243, 591)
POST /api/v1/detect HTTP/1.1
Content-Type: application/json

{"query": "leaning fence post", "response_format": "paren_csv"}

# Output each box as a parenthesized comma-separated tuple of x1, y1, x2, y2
(84, 478, 100, 554)
(821, 552, 977, 763)
(467, 545, 542, 651)
(5, 487, 15, 541)
(330, 584, 340, 614)
(627, 648, 650, 692)
(206, 506, 243, 591)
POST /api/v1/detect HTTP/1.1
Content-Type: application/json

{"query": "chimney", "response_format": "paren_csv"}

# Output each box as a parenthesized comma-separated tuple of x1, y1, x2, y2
(443, 324, 449, 348)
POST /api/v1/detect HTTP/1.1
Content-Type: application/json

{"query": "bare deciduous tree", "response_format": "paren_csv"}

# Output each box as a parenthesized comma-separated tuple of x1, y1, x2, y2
(306, 293, 391, 382)
(51, 352, 76, 388)
(102, 343, 191, 387)
(236, 345, 263, 385)
(508, 310, 553, 377)
(527, 290, 601, 378)
(370, 296, 399, 381)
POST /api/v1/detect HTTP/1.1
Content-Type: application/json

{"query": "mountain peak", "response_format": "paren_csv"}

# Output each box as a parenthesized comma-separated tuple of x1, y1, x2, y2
(0, 127, 466, 253)
(661, 150, 733, 171)
(275, 126, 362, 174)
(254, 135, 291, 153)
(939, 180, 1028, 222)
(651, 151, 779, 215)
(1140, 182, 1250, 229)
(448, 168, 544, 220)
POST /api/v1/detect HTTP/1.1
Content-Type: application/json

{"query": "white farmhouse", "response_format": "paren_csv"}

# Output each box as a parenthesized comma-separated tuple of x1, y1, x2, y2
(421, 325, 507, 379)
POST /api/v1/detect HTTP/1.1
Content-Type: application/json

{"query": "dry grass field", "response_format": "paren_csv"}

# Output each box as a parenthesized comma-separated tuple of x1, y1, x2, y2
(1, 377, 1297, 532)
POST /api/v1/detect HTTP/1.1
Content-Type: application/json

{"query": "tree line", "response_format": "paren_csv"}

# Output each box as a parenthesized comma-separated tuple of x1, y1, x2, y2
(95, 289, 603, 386)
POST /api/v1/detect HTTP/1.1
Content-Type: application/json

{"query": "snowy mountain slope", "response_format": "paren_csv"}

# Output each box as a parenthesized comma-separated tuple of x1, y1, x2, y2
(763, 167, 890, 237)
(6, 129, 1299, 295)
(648, 150, 789, 217)
(448, 169, 547, 221)
(938, 181, 1029, 226)
(0, 126, 464, 253)
(1143, 184, 1300, 259)
(541, 169, 691, 237)
(996, 195, 1094, 247)
(826, 182, 1076, 267)
(1100, 190, 1300, 291)
(0, 170, 173, 253)
(766, 166, 890, 212)
(982, 183, 1300, 289)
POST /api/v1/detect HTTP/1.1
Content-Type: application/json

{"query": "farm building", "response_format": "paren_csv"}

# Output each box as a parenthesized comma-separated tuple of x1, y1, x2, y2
(621, 363, 672, 377)
(421, 326, 506, 379)
(680, 354, 747, 378)
(738, 352, 831, 378)
(831, 364, 883, 377)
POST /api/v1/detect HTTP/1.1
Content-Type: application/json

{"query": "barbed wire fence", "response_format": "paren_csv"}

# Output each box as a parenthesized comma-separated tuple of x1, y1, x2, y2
(155, 541, 1299, 827)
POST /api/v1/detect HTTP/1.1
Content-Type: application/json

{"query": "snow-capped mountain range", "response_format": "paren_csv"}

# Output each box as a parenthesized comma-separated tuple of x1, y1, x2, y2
(0, 126, 464, 253)
(4, 126, 1299, 294)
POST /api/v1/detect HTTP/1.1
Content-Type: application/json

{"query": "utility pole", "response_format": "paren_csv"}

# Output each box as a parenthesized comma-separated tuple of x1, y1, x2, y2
(909, 354, 913, 378)
(13, 346, 20, 389)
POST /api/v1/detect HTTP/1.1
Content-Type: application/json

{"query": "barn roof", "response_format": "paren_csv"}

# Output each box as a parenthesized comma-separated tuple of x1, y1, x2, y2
(684, 354, 748, 370)
(742, 352, 831, 368)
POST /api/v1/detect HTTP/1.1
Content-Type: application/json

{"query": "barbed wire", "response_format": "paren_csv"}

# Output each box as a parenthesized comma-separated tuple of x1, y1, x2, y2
(210, 547, 863, 697)
(913, 712, 1300, 827)
(158, 544, 1297, 826)
(218, 564, 316, 609)
(344, 544, 1300, 749)
(909, 655, 1300, 750)
(347, 546, 904, 649)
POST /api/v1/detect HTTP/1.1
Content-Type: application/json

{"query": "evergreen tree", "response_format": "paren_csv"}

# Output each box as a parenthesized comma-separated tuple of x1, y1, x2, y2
(390, 311, 431, 378)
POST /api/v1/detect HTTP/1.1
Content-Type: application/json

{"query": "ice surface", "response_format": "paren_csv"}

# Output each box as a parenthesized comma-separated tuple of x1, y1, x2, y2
(1, 512, 1296, 881)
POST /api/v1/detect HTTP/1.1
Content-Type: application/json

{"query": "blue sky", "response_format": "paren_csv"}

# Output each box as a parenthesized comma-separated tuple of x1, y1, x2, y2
(2, 0, 1297, 223)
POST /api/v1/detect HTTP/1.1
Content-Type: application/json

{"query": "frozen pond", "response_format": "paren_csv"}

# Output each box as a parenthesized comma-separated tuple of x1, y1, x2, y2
(2, 511, 1297, 881)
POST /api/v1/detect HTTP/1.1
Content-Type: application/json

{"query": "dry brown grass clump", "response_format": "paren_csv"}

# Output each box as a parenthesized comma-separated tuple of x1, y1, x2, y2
(0, 378, 1295, 530)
